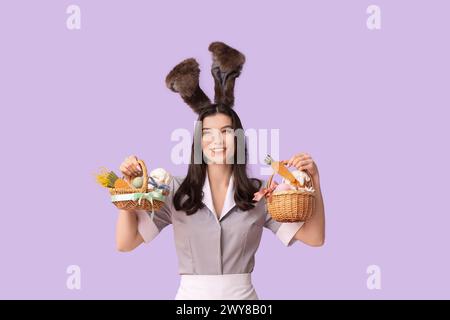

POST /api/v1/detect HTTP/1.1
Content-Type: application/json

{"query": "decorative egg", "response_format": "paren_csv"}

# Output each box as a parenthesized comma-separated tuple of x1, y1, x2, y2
(282, 170, 311, 187)
(150, 168, 172, 185)
(132, 177, 144, 188)
(274, 183, 294, 192)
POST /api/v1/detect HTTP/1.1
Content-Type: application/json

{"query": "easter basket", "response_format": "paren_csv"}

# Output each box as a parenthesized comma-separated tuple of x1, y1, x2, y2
(109, 160, 166, 212)
(266, 162, 316, 223)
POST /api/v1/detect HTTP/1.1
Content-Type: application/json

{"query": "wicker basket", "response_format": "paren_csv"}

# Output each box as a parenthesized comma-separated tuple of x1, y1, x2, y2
(266, 165, 316, 223)
(109, 160, 165, 212)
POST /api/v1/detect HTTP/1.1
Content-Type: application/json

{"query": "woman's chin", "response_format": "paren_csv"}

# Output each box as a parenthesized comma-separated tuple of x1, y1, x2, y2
(203, 150, 235, 165)
(205, 155, 231, 165)
(207, 158, 226, 165)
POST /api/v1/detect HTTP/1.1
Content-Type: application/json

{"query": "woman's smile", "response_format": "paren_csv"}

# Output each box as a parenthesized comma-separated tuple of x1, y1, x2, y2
(210, 147, 225, 153)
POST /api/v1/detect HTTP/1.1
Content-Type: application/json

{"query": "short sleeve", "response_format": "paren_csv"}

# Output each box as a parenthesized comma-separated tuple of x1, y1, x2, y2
(136, 203, 172, 243)
(261, 181, 305, 247)
(136, 177, 177, 243)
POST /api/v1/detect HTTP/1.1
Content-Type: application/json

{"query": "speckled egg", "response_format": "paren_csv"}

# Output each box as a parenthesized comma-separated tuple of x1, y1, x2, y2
(132, 177, 143, 188)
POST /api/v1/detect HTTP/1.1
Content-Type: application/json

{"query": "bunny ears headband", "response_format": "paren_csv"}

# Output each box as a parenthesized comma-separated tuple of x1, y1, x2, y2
(165, 42, 246, 114)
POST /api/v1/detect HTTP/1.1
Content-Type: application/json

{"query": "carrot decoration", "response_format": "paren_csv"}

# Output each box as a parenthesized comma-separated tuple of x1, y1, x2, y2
(114, 178, 131, 189)
(264, 155, 300, 188)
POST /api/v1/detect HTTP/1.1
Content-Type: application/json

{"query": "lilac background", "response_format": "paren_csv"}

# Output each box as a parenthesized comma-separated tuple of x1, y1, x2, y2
(0, 0, 449, 299)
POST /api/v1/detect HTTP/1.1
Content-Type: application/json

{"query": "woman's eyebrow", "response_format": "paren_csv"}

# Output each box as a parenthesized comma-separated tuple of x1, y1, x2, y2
(202, 125, 233, 131)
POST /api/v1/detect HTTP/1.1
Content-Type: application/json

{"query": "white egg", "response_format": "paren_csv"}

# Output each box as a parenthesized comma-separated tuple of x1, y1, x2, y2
(150, 168, 172, 185)
(282, 170, 310, 187)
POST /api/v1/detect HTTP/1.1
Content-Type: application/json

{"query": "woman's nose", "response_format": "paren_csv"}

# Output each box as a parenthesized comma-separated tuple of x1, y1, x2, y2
(211, 131, 225, 144)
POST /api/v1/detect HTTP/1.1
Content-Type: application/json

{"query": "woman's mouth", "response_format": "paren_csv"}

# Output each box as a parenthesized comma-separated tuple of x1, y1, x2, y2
(210, 147, 226, 157)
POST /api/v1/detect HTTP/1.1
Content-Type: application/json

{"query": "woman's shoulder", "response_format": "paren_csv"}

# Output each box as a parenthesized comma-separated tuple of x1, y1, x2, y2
(159, 176, 185, 207)
(172, 175, 186, 185)
(169, 175, 186, 193)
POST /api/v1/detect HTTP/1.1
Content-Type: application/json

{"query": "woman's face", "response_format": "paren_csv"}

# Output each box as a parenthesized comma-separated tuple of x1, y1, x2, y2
(201, 113, 235, 165)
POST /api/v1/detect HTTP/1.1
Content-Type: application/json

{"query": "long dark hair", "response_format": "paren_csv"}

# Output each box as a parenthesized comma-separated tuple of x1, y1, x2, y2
(173, 104, 262, 215)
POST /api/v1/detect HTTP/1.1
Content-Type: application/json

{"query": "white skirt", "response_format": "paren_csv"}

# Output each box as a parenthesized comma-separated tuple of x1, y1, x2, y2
(175, 273, 258, 300)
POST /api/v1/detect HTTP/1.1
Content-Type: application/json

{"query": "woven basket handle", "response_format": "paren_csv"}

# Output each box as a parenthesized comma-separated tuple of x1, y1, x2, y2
(266, 160, 314, 189)
(137, 159, 148, 193)
(266, 173, 275, 189)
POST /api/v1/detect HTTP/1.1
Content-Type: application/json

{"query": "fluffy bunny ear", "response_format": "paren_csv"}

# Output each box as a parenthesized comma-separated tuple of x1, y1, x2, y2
(208, 42, 246, 108)
(165, 58, 212, 114)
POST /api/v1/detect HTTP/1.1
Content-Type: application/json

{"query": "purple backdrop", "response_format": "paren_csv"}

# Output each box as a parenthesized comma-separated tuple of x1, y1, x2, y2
(0, 0, 449, 299)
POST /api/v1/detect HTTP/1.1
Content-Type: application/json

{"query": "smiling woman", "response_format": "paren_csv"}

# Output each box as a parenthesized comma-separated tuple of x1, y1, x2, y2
(115, 41, 325, 300)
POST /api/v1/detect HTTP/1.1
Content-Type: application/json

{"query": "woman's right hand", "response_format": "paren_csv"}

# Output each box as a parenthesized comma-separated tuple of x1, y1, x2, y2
(119, 155, 142, 182)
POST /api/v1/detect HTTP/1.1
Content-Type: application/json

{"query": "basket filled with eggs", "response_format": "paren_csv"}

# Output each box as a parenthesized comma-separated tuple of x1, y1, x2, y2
(263, 155, 316, 222)
(95, 160, 172, 212)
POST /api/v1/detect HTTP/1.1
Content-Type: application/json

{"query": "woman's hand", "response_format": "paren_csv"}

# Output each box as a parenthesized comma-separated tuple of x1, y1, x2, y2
(119, 155, 142, 182)
(286, 152, 320, 188)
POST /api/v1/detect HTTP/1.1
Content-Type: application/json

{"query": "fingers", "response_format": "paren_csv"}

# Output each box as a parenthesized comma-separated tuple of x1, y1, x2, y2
(287, 153, 312, 168)
(120, 166, 133, 177)
(120, 155, 142, 178)
(292, 158, 313, 170)
(284, 152, 318, 179)
(299, 163, 315, 174)
(128, 156, 142, 175)
(286, 156, 296, 167)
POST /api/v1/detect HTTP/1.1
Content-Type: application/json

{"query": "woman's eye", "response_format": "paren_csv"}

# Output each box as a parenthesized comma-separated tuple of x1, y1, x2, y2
(223, 128, 234, 135)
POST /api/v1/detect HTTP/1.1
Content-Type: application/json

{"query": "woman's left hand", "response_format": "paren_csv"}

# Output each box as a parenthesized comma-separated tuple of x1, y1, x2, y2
(286, 152, 320, 187)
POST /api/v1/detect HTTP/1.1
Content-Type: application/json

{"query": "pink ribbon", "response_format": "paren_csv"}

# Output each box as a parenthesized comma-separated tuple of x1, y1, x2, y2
(253, 180, 279, 202)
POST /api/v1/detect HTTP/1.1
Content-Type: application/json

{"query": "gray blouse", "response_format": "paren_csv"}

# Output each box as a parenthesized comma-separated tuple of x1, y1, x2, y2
(136, 173, 304, 275)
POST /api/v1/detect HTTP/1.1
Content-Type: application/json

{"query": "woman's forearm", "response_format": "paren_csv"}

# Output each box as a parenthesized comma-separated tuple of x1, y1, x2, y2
(294, 180, 325, 246)
(115, 209, 143, 251)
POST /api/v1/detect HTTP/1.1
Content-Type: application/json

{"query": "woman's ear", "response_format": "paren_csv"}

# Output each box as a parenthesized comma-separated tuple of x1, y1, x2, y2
(165, 58, 212, 114)
(208, 42, 246, 108)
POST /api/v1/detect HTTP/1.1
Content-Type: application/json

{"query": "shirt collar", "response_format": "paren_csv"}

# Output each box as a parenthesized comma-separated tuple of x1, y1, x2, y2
(202, 171, 236, 221)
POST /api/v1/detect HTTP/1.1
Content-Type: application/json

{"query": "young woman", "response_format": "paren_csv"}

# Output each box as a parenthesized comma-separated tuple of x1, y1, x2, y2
(115, 42, 325, 300)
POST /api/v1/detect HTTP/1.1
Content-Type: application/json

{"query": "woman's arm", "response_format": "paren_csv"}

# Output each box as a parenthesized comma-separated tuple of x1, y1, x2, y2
(116, 209, 144, 252)
(294, 183, 325, 246)
(286, 153, 325, 247)
(115, 155, 145, 252)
